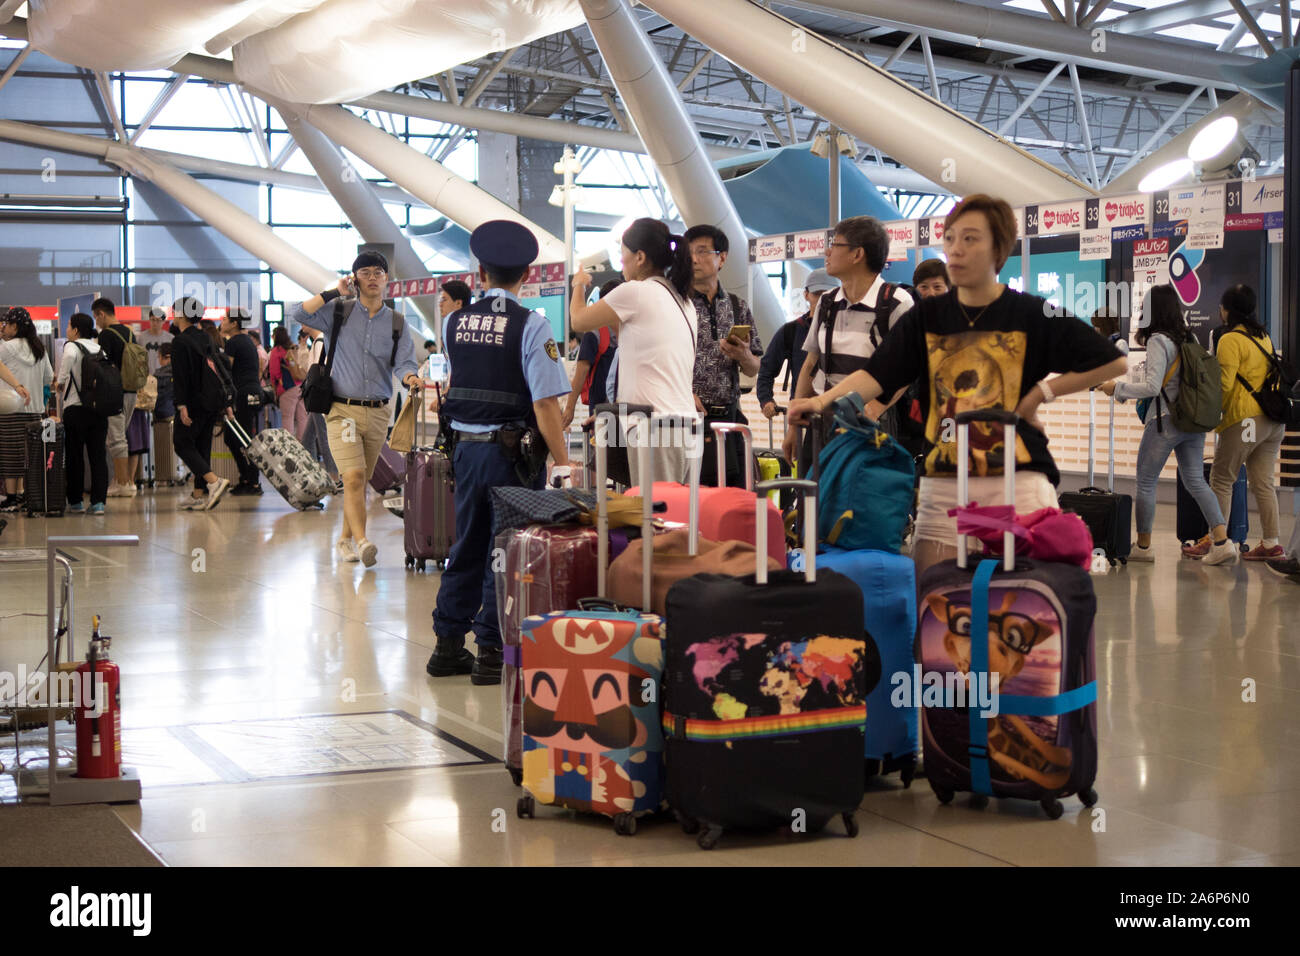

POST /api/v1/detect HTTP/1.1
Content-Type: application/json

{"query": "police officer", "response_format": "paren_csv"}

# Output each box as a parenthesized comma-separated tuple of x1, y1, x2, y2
(427, 220, 572, 686)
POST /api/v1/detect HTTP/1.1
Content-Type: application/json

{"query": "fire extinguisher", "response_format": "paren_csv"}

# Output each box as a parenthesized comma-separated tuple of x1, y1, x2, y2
(75, 615, 122, 779)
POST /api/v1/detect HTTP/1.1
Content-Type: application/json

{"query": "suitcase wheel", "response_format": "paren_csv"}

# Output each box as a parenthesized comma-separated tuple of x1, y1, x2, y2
(418, 559, 427, 573)
(901, 761, 917, 789)
(516, 795, 535, 819)
(676, 812, 700, 836)
(404, 555, 413, 569)
(969, 794, 990, 811)
(842, 812, 859, 838)
(934, 786, 954, 805)
(507, 766, 522, 787)
(613, 812, 638, 837)
(1079, 787, 1099, 808)
(1041, 797, 1065, 820)
(697, 825, 723, 851)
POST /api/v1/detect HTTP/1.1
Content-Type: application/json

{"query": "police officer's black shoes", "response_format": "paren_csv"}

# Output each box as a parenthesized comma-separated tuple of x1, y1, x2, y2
(426, 641, 474, 677)
(470, 646, 504, 686)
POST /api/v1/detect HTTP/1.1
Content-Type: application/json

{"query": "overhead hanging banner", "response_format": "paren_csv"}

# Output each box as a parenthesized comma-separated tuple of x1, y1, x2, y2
(885, 220, 917, 261)
(386, 272, 477, 299)
(917, 217, 945, 247)
(747, 231, 834, 263)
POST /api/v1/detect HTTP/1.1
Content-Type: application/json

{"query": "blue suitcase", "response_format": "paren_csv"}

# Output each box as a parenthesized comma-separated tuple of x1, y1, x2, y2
(818, 545, 919, 786)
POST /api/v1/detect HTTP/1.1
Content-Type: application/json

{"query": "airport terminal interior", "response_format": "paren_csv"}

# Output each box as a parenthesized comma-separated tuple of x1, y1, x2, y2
(1, 0, 1298, 869)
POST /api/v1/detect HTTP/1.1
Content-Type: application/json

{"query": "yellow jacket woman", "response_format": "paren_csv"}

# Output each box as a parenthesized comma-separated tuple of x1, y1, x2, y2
(1208, 285, 1287, 561)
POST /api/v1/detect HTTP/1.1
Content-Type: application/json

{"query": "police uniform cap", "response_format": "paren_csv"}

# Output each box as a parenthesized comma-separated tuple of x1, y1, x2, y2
(470, 220, 539, 271)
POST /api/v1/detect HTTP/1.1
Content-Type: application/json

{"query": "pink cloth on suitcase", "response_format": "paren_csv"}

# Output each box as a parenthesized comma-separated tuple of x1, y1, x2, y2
(950, 504, 1094, 569)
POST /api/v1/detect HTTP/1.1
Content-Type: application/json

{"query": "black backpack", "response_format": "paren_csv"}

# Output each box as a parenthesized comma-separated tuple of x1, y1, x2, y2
(1228, 331, 1300, 427)
(195, 335, 236, 413)
(66, 342, 124, 417)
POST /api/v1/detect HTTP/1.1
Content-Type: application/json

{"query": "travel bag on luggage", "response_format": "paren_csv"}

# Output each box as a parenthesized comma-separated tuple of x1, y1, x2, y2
(515, 409, 665, 835)
(25, 418, 65, 516)
(1058, 388, 1133, 566)
(370, 443, 406, 494)
(918, 410, 1099, 819)
(627, 421, 786, 568)
(1176, 461, 1248, 547)
(224, 417, 331, 510)
(818, 544, 918, 786)
(404, 390, 455, 571)
(662, 478, 873, 850)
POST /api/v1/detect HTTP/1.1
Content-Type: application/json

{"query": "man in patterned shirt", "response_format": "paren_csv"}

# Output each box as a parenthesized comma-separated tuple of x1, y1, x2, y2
(685, 224, 764, 487)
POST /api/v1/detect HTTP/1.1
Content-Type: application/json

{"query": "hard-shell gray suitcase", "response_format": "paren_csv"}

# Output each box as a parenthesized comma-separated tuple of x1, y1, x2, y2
(224, 417, 331, 510)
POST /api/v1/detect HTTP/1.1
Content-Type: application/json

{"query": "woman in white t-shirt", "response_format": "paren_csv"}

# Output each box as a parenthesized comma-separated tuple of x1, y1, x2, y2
(571, 218, 699, 485)
(56, 313, 111, 513)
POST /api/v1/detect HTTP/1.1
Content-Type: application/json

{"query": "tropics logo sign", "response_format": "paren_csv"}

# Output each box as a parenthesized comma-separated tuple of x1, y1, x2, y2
(1103, 197, 1146, 225)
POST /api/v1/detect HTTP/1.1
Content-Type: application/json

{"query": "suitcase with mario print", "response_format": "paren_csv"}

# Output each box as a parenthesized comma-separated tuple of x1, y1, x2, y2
(662, 478, 875, 850)
(515, 406, 665, 834)
(918, 410, 1099, 819)
(627, 421, 786, 568)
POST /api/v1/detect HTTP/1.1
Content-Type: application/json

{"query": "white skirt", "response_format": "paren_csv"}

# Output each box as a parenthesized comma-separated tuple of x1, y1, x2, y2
(913, 473, 1059, 548)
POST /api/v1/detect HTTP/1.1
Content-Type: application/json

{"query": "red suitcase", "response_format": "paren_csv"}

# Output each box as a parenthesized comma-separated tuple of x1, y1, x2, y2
(627, 421, 785, 568)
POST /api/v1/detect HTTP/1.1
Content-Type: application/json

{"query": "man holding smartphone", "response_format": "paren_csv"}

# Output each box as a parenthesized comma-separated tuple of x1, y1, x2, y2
(684, 224, 763, 487)
(291, 252, 421, 568)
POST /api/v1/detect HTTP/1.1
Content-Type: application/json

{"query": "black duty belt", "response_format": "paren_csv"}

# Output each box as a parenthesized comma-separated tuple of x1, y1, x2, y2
(453, 429, 500, 442)
(335, 397, 387, 408)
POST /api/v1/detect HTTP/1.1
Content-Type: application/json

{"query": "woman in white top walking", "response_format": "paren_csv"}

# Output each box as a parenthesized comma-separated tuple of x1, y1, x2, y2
(570, 217, 698, 485)
(56, 313, 111, 514)
(0, 308, 51, 511)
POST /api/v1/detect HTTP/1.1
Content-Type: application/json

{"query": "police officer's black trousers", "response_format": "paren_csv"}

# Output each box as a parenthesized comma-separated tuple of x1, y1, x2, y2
(432, 439, 543, 650)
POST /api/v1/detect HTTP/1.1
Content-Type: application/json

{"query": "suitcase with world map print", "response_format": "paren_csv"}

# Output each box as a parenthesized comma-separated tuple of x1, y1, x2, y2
(919, 411, 1099, 819)
(661, 478, 875, 850)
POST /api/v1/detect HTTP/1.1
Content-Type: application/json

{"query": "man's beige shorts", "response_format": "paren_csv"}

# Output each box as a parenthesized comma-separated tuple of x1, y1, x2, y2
(325, 402, 390, 478)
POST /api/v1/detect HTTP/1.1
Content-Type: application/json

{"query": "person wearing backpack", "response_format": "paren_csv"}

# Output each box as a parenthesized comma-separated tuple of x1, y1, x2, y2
(92, 297, 147, 499)
(1099, 284, 1236, 565)
(169, 296, 234, 512)
(1206, 284, 1288, 561)
(56, 313, 112, 515)
(781, 215, 915, 471)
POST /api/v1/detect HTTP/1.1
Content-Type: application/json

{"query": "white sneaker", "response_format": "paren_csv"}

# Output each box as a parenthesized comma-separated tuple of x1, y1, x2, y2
(356, 538, 378, 567)
(337, 538, 359, 563)
(1129, 543, 1155, 563)
(1203, 539, 1240, 566)
(119, 483, 137, 498)
(106, 483, 127, 497)
(204, 477, 232, 511)
(179, 494, 205, 511)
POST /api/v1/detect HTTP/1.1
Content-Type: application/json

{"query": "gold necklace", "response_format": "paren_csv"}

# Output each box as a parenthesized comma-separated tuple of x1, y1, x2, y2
(957, 296, 992, 327)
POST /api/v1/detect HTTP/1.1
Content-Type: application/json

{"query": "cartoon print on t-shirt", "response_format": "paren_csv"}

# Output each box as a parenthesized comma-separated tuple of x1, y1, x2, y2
(925, 330, 1032, 476)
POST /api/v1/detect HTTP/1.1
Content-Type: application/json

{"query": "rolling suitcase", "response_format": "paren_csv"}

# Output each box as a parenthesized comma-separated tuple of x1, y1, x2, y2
(497, 524, 601, 786)
(224, 417, 331, 510)
(818, 544, 918, 786)
(918, 410, 1099, 819)
(662, 478, 872, 850)
(1176, 461, 1248, 546)
(515, 408, 665, 835)
(1058, 389, 1133, 565)
(755, 409, 792, 507)
(627, 421, 786, 568)
(151, 418, 179, 485)
(26, 418, 65, 516)
(369, 443, 406, 494)
(404, 392, 455, 571)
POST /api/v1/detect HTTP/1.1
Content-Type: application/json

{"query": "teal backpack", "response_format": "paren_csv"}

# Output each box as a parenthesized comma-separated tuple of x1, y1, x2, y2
(816, 394, 915, 553)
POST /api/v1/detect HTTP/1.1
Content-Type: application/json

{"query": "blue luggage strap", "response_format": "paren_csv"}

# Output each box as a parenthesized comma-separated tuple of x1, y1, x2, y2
(967, 559, 1098, 796)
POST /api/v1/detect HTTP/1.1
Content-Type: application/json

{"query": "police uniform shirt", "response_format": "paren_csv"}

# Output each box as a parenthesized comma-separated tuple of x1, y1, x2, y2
(443, 288, 570, 433)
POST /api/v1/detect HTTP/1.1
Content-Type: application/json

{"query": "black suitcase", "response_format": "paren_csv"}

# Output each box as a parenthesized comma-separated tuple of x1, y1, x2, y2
(25, 418, 65, 516)
(1176, 461, 1248, 545)
(662, 478, 876, 850)
(919, 410, 1099, 819)
(1058, 389, 1132, 565)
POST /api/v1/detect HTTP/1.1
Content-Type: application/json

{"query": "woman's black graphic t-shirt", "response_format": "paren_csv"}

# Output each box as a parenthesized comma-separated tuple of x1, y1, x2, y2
(866, 288, 1122, 485)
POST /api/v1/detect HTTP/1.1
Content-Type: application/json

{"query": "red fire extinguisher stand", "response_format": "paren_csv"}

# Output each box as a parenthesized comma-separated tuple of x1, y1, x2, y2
(75, 615, 122, 779)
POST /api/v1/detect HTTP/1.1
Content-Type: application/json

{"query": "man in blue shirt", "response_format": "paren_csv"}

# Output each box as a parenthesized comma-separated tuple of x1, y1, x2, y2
(427, 220, 572, 686)
(291, 252, 421, 568)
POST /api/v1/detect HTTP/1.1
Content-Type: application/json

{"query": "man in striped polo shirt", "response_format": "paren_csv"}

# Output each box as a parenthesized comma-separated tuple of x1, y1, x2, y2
(782, 216, 914, 469)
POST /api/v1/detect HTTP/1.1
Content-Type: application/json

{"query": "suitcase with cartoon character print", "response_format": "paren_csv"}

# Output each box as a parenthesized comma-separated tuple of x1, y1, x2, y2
(917, 410, 1099, 819)
(514, 407, 665, 835)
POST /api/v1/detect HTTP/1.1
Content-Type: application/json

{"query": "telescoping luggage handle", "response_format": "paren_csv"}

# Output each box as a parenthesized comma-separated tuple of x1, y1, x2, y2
(709, 421, 754, 492)
(590, 401, 698, 612)
(755, 478, 817, 584)
(223, 412, 252, 450)
(1082, 386, 1117, 495)
(954, 409, 1018, 573)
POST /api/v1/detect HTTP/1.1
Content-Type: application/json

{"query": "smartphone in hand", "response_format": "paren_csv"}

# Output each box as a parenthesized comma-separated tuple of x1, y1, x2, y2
(726, 324, 751, 346)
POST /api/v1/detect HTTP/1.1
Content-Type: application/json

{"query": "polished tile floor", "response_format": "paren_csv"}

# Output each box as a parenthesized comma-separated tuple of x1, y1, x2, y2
(1, 482, 1297, 866)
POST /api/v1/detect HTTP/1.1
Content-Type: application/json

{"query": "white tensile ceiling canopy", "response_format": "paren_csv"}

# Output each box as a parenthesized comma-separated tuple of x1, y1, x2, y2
(25, 0, 585, 104)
